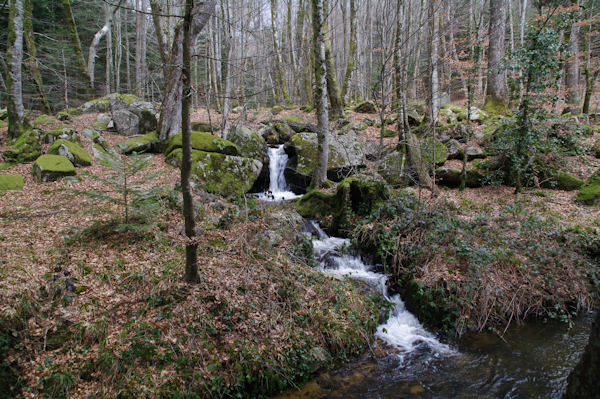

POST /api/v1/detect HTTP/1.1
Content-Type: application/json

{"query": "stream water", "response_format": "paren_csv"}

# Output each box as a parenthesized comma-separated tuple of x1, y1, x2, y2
(258, 147, 593, 398)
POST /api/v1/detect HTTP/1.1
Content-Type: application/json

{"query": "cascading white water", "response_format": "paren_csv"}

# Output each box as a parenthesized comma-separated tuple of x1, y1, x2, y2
(257, 145, 301, 201)
(308, 220, 452, 356)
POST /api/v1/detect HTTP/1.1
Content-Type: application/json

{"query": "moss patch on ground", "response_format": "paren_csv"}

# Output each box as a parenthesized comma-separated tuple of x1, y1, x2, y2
(0, 174, 24, 191)
(2, 129, 42, 164)
(577, 170, 600, 205)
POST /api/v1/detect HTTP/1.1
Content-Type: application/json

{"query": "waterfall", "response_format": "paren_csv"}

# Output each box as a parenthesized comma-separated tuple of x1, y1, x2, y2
(257, 145, 300, 201)
(307, 220, 452, 356)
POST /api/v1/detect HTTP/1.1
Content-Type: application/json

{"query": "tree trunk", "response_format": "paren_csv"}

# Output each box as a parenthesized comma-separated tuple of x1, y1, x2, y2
(88, 1, 123, 91)
(270, 0, 289, 103)
(6, 0, 27, 139)
(312, 0, 329, 188)
(564, 21, 580, 114)
(23, 0, 50, 113)
(323, 0, 343, 119)
(428, 0, 439, 123)
(150, 0, 170, 81)
(582, 68, 599, 115)
(340, 0, 356, 105)
(135, 0, 148, 98)
(61, 0, 93, 95)
(486, 0, 507, 108)
(158, 1, 216, 140)
(182, 0, 199, 283)
(563, 311, 600, 398)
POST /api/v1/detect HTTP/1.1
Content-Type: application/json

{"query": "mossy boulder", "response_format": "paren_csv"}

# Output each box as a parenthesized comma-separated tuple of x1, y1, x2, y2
(109, 94, 156, 136)
(377, 151, 410, 187)
(118, 131, 160, 155)
(364, 141, 395, 161)
(421, 138, 448, 167)
(542, 172, 584, 191)
(284, 132, 366, 192)
(576, 170, 600, 205)
(47, 139, 92, 167)
(43, 127, 79, 144)
(296, 175, 389, 234)
(164, 131, 238, 157)
(259, 125, 279, 145)
(273, 122, 296, 142)
(167, 149, 262, 197)
(224, 124, 267, 160)
(341, 122, 368, 133)
(32, 154, 76, 182)
(80, 97, 110, 113)
(32, 115, 55, 126)
(281, 114, 315, 133)
(191, 121, 220, 132)
(56, 107, 82, 121)
(435, 167, 484, 188)
(459, 145, 485, 161)
(354, 101, 377, 114)
(0, 174, 24, 191)
(482, 98, 511, 116)
(2, 129, 42, 164)
(272, 105, 284, 115)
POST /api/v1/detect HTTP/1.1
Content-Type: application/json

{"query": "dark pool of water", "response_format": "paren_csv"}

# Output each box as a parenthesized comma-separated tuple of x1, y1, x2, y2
(277, 314, 593, 399)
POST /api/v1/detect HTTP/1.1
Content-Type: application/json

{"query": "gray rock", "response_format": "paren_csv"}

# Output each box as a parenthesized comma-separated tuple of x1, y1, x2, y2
(354, 101, 377, 114)
(96, 113, 112, 126)
(376, 151, 410, 187)
(460, 145, 485, 161)
(109, 94, 157, 136)
(364, 141, 395, 161)
(224, 124, 267, 160)
(446, 139, 462, 159)
(273, 121, 296, 142)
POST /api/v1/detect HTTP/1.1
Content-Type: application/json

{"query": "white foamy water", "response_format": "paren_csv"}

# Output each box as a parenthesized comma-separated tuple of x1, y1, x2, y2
(307, 221, 452, 355)
(257, 145, 301, 202)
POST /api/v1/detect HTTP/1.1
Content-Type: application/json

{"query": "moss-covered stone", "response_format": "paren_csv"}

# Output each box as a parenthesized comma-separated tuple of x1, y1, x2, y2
(32, 154, 76, 182)
(296, 175, 389, 234)
(56, 107, 82, 121)
(354, 101, 377, 114)
(118, 131, 160, 155)
(272, 105, 284, 114)
(171, 150, 262, 197)
(576, 170, 600, 205)
(281, 114, 314, 133)
(43, 127, 79, 144)
(435, 167, 484, 188)
(555, 172, 584, 191)
(47, 139, 92, 167)
(224, 125, 267, 160)
(0, 174, 24, 191)
(483, 98, 511, 116)
(80, 97, 110, 113)
(164, 131, 238, 157)
(273, 122, 296, 142)
(377, 151, 410, 187)
(191, 121, 219, 132)
(32, 115, 55, 126)
(285, 132, 365, 191)
(421, 138, 448, 167)
(2, 129, 42, 164)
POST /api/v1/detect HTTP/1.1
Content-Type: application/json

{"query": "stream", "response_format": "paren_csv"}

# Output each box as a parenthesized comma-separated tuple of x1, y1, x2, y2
(257, 146, 592, 398)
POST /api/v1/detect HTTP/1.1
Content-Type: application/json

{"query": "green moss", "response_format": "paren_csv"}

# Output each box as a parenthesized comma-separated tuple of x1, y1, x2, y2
(483, 98, 511, 116)
(164, 132, 238, 157)
(296, 189, 337, 219)
(576, 170, 600, 205)
(92, 122, 107, 131)
(421, 138, 448, 167)
(118, 131, 160, 155)
(383, 128, 396, 138)
(353, 101, 377, 114)
(33, 115, 55, 125)
(272, 105, 284, 114)
(0, 174, 24, 191)
(47, 139, 92, 166)
(555, 172, 584, 191)
(32, 154, 76, 182)
(281, 114, 305, 125)
(2, 129, 42, 164)
(43, 127, 79, 144)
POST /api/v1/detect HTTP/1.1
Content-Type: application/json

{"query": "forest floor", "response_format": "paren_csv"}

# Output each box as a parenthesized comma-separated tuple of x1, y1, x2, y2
(0, 106, 599, 398)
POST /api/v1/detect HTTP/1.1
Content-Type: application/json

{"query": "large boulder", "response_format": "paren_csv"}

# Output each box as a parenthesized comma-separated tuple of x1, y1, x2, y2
(191, 121, 220, 132)
(577, 170, 600, 205)
(421, 138, 448, 167)
(32, 154, 76, 182)
(273, 121, 296, 142)
(167, 149, 262, 197)
(0, 174, 24, 191)
(435, 167, 484, 188)
(43, 127, 80, 144)
(284, 132, 366, 192)
(354, 101, 377, 114)
(118, 131, 160, 155)
(364, 141, 395, 161)
(2, 129, 42, 164)
(280, 114, 316, 133)
(80, 97, 111, 113)
(47, 139, 92, 167)
(224, 124, 267, 160)
(109, 94, 157, 136)
(376, 151, 410, 187)
(164, 131, 238, 157)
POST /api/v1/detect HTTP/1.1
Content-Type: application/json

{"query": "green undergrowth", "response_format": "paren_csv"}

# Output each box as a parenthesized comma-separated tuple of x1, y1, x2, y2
(10, 197, 380, 398)
(352, 191, 599, 336)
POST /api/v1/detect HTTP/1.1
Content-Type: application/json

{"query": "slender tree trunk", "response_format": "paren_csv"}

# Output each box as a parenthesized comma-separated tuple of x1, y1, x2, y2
(6, 0, 27, 139)
(270, 0, 289, 103)
(88, 1, 123, 92)
(428, 0, 439, 123)
(150, 0, 170, 80)
(312, 0, 329, 188)
(323, 0, 343, 119)
(340, 0, 356, 105)
(23, 0, 50, 113)
(486, 0, 507, 107)
(182, 0, 199, 283)
(135, 0, 148, 98)
(564, 15, 580, 114)
(582, 68, 599, 115)
(158, 1, 216, 140)
(220, 0, 233, 129)
(61, 0, 93, 95)
(125, 8, 131, 92)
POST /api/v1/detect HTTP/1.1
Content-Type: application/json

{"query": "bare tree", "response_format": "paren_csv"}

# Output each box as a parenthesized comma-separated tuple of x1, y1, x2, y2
(312, 0, 329, 188)
(6, 0, 27, 138)
(485, 0, 508, 108)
